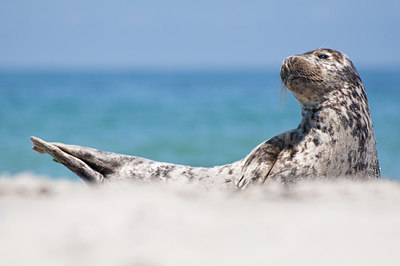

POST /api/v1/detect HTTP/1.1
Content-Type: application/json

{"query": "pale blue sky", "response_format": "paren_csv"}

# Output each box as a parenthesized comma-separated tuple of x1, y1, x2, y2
(1, 0, 399, 69)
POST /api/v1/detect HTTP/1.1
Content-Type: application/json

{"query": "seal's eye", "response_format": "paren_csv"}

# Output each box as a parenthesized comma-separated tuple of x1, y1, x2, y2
(317, 54, 329, 60)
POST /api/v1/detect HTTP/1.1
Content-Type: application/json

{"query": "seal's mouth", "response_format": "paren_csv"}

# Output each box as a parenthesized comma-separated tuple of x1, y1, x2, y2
(280, 62, 297, 92)
(280, 57, 304, 90)
(280, 61, 290, 87)
(281, 63, 324, 92)
(279, 64, 294, 103)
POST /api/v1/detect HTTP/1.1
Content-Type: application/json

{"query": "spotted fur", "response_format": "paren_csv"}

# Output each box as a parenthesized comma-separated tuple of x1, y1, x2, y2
(238, 48, 380, 188)
(31, 48, 380, 189)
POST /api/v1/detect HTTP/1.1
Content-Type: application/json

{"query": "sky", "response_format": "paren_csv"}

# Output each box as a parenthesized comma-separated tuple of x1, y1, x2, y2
(1, 0, 399, 69)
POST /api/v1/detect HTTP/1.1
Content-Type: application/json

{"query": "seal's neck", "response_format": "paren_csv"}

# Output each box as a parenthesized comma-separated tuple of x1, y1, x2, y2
(297, 99, 337, 133)
(298, 104, 320, 133)
(297, 86, 364, 134)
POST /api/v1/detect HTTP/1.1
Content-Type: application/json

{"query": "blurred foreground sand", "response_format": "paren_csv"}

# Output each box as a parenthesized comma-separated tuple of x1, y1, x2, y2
(1, 173, 400, 266)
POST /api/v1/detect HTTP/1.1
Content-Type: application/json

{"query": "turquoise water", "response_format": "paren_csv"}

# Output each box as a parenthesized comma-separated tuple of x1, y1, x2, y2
(0, 69, 399, 180)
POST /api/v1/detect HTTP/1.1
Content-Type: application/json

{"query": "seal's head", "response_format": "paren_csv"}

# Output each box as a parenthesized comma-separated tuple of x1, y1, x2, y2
(280, 48, 362, 106)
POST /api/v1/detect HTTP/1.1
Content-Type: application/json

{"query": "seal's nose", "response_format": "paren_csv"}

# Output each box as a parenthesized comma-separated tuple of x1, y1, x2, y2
(283, 55, 299, 66)
(283, 56, 292, 65)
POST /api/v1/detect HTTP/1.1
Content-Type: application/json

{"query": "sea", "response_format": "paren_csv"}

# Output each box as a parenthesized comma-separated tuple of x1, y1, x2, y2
(1, 68, 399, 180)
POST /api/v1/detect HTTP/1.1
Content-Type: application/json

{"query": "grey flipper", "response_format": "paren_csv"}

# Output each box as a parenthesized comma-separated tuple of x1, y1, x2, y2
(31, 137, 104, 184)
(237, 131, 291, 189)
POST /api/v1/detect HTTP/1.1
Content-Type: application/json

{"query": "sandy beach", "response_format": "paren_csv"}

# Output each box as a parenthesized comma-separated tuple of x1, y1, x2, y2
(1, 173, 399, 266)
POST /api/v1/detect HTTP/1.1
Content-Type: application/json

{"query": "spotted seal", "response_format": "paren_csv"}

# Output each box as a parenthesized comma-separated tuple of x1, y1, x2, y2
(31, 48, 380, 189)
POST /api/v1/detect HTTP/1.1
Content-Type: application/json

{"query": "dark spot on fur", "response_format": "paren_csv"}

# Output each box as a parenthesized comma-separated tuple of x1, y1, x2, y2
(348, 116, 354, 128)
(289, 168, 298, 177)
(340, 115, 349, 130)
(129, 170, 140, 179)
(313, 138, 320, 146)
(152, 165, 175, 179)
(360, 87, 368, 103)
(328, 125, 335, 136)
(311, 167, 317, 175)
(351, 90, 359, 99)
(349, 102, 360, 112)
(358, 135, 366, 151)
(289, 147, 298, 158)
(352, 121, 363, 137)
(347, 152, 352, 164)
(354, 162, 366, 174)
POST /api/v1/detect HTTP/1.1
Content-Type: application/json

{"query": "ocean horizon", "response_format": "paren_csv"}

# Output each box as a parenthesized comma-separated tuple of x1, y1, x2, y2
(1, 68, 399, 181)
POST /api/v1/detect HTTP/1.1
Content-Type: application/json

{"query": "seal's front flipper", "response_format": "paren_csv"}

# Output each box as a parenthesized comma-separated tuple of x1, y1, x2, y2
(237, 133, 289, 189)
(30, 137, 104, 184)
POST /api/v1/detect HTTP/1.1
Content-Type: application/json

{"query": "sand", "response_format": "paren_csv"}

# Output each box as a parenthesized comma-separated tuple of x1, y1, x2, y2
(1, 173, 400, 266)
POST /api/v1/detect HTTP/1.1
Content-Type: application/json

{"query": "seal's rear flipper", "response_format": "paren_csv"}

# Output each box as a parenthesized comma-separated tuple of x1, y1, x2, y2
(49, 142, 127, 175)
(30, 136, 104, 184)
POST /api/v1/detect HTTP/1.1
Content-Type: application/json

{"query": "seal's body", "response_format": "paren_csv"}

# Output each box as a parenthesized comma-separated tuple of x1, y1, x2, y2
(31, 48, 380, 188)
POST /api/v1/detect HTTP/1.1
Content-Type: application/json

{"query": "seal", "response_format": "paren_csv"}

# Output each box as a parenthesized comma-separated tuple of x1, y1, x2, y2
(31, 48, 380, 189)
(237, 48, 380, 188)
